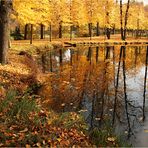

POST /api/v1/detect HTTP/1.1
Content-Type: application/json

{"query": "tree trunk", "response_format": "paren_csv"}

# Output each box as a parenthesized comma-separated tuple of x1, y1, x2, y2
(70, 25, 73, 40)
(77, 25, 79, 37)
(24, 24, 28, 40)
(96, 22, 100, 36)
(59, 21, 62, 38)
(123, 0, 130, 40)
(40, 24, 44, 39)
(120, 0, 124, 40)
(136, 19, 139, 38)
(106, 1, 110, 39)
(88, 23, 92, 40)
(49, 22, 52, 42)
(106, 28, 111, 39)
(120, 0, 130, 40)
(30, 24, 33, 44)
(0, 0, 9, 64)
(112, 24, 115, 34)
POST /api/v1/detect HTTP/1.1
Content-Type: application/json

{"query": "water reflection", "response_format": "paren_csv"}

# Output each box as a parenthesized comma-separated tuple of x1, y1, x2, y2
(40, 45, 148, 141)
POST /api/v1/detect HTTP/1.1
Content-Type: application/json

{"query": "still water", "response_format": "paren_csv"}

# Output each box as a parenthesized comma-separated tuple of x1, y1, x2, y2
(40, 45, 148, 146)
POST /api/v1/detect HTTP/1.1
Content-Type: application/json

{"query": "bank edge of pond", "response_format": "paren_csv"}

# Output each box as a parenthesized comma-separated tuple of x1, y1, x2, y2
(35, 42, 132, 147)
(64, 41, 148, 47)
(8, 42, 132, 147)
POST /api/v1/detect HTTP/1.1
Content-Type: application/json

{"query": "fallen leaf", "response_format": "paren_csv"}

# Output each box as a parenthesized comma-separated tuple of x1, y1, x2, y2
(107, 137, 116, 142)
(57, 138, 62, 142)
(19, 127, 28, 133)
(26, 144, 30, 148)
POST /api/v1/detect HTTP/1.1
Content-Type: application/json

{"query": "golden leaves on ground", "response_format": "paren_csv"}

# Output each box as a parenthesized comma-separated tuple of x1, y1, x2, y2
(0, 110, 91, 147)
(0, 53, 38, 92)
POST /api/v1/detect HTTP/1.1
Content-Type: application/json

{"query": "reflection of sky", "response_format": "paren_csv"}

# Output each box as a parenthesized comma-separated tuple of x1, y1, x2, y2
(55, 49, 71, 63)
(127, 66, 148, 106)
(63, 49, 71, 61)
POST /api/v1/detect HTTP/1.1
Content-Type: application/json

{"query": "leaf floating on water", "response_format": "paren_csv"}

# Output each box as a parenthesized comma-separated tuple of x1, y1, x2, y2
(95, 117, 101, 121)
(78, 109, 88, 113)
(139, 117, 143, 121)
(124, 131, 128, 134)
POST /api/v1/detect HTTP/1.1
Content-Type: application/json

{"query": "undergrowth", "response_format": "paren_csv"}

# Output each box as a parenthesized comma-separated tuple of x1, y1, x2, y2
(0, 88, 130, 147)
(0, 89, 40, 125)
(89, 119, 131, 147)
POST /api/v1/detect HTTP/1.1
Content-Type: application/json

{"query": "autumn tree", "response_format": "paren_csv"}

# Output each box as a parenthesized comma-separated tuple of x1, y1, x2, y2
(0, 0, 12, 64)
(120, 0, 130, 40)
(13, 0, 52, 43)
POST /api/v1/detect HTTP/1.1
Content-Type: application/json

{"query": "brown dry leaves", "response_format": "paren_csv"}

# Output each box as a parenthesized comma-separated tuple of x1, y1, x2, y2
(0, 52, 38, 91)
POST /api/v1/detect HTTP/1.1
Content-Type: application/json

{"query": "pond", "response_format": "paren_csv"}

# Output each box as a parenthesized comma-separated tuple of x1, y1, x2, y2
(39, 45, 148, 146)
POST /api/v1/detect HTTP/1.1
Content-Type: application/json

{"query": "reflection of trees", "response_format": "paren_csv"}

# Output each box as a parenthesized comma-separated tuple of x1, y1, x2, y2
(87, 47, 92, 64)
(39, 45, 147, 138)
(112, 46, 123, 125)
(59, 48, 63, 65)
(122, 46, 131, 137)
(70, 49, 73, 66)
(143, 46, 148, 121)
(112, 46, 147, 138)
(96, 47, 99, 63)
